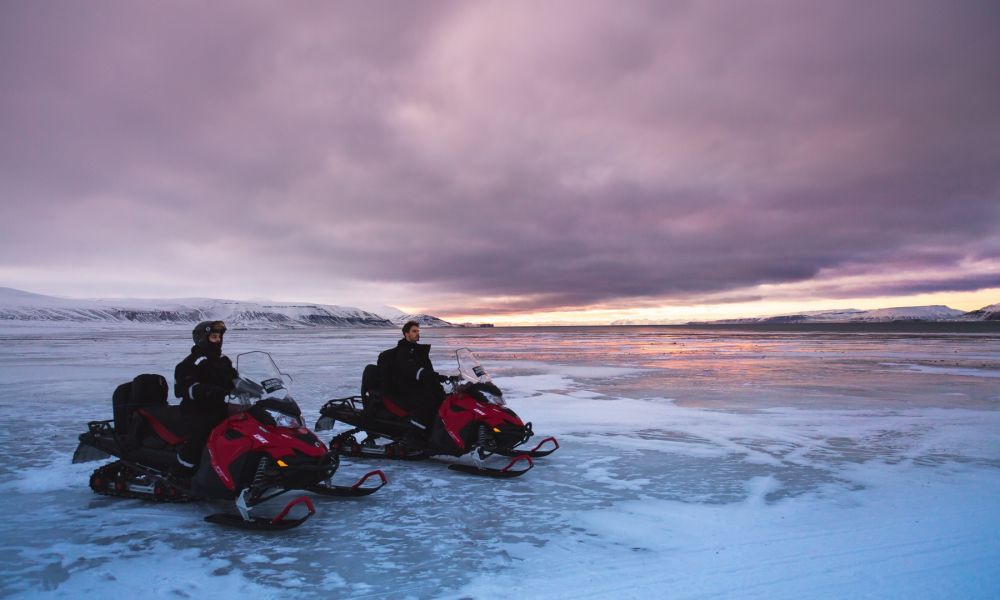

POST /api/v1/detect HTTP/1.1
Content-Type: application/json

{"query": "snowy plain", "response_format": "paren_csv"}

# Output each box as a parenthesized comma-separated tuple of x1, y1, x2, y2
(1, 324, 998, 599)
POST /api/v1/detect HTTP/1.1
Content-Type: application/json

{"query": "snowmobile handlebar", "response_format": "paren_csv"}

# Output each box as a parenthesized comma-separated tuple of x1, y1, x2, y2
(231, 377, 264, 400)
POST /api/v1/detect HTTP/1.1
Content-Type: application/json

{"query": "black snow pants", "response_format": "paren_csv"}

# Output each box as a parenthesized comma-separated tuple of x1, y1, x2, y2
(394, 384, 445, 429)
(177, 401, 228, 465)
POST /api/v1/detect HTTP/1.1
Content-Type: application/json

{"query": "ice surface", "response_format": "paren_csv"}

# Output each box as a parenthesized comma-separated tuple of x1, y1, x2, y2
(1, 325, 998, 598)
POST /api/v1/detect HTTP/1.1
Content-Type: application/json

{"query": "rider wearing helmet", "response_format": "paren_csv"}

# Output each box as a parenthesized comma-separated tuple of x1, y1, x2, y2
(173, 320, 238, 471)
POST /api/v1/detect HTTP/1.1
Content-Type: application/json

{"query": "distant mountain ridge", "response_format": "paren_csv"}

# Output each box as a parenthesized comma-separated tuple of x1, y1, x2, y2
(609, 303, 999, 326)
(0, 287, 455, 328)
(700, 304, 998, 324)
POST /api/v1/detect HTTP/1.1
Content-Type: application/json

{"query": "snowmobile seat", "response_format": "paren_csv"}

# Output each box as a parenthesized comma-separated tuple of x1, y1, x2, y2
(110, 373, 188, 447)
(134, 373, 185, 445)
(136, 404, 189, 446)
(360, 364, 409, 419)
(380, 396, 409, 418)
(378, 395, 409, 418)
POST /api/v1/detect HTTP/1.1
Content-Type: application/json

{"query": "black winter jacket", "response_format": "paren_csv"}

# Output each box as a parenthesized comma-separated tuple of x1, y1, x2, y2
(174, 345, 238, 410)
(378, 339, 441, 400)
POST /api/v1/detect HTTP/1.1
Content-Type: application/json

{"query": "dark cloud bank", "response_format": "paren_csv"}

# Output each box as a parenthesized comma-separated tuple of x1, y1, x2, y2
(2, 1, 998, 314)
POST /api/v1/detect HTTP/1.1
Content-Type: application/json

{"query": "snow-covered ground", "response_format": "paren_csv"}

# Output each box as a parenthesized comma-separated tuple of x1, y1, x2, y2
(1, 325, 998, 599)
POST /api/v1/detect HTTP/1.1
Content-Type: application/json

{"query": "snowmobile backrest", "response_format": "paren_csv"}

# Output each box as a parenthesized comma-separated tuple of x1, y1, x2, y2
(376, 347, 400, 394)
(111, 374, 168, 435)
(112, 382, 132, 435)
(361, 364, 381, 399)
(132, 374, 168, 407)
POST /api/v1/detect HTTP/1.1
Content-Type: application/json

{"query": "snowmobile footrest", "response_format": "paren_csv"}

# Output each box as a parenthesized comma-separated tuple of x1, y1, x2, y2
(307, 470, 388, 497)
(526, 436, 559, 456)
(331, 433, 427, 460)
(497, 436, 560, 458)
(448, 454, 534, 478)
(204, 496, 316, 531)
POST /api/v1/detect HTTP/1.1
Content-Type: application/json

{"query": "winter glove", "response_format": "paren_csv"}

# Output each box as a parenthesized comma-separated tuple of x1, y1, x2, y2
(194, 384, 229, 405)
(208, 386, 229, 404)
(418, 368, 436, 383)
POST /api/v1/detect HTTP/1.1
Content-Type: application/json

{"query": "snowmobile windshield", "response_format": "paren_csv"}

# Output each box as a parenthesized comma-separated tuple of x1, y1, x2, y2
(456, 348, 492, 384)
(235, 351, 291, 401)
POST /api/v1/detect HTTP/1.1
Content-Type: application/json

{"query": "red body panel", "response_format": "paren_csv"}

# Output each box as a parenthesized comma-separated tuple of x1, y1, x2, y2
(437, 392, 524, 451)
(205, 412, 329, 491)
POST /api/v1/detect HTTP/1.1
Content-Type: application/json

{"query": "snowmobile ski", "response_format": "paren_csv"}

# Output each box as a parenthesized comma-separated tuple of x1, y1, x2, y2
(492, 436, 560, 458)
(306, 469, 387, 497)
(447, 454, 534, 478)
(205, 496, 316, 531)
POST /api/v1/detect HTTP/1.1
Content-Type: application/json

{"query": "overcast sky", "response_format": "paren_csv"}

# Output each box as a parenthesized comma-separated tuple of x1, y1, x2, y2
(2, 1, 998, 322)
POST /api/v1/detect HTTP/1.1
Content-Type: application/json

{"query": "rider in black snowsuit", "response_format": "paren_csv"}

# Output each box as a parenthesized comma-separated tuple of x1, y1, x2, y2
(378, 321, 446, 438)
(173, 320, 238, 470)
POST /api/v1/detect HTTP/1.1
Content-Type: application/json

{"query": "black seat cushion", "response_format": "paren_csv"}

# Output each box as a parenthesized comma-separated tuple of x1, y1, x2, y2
(137, 404, 190, 446)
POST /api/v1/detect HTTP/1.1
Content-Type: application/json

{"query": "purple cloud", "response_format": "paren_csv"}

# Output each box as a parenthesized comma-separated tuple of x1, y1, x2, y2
(2, 1, 998, 314)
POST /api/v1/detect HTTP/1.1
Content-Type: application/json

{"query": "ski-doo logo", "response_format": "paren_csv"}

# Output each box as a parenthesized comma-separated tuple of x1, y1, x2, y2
(213, 464, 230, 486)
(208, 447, 233, 488)
(253, 434, 269, 444)
(473, 408, 486, 416)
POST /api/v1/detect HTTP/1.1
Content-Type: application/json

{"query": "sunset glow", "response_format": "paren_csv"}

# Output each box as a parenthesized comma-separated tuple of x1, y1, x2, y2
(438, 288, 1000, 326)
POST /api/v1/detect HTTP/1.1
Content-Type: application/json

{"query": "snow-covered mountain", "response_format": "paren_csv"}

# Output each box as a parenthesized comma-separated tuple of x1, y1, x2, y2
(384, 313, 454, 327)
(614, 303, 999, 326)
(353, 303, 455, 327)
(960, 303, 1000, 321)
(0, 287, 454, 328)
(705, 305, 984, 324)
(815, 305, 964, 322)
(609, 318, 691, 326)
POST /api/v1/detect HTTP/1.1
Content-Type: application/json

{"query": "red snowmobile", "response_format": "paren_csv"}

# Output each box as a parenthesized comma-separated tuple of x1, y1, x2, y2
(315, 348, 558, 478)
(73, 351, 386, 530)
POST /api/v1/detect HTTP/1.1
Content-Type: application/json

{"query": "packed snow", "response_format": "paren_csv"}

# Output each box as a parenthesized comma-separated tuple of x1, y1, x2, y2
(1, 325, 998, 599)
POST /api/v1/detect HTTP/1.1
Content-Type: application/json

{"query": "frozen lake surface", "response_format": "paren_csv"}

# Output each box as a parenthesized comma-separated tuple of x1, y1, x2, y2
(1, 324, 998, 599)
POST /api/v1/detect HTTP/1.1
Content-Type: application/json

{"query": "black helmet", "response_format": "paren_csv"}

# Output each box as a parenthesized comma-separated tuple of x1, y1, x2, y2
(192, 320, 227, 347)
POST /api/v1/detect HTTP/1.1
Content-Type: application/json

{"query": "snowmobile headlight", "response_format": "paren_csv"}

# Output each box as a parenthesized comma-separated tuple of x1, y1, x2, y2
(265, 409, 303, 429)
